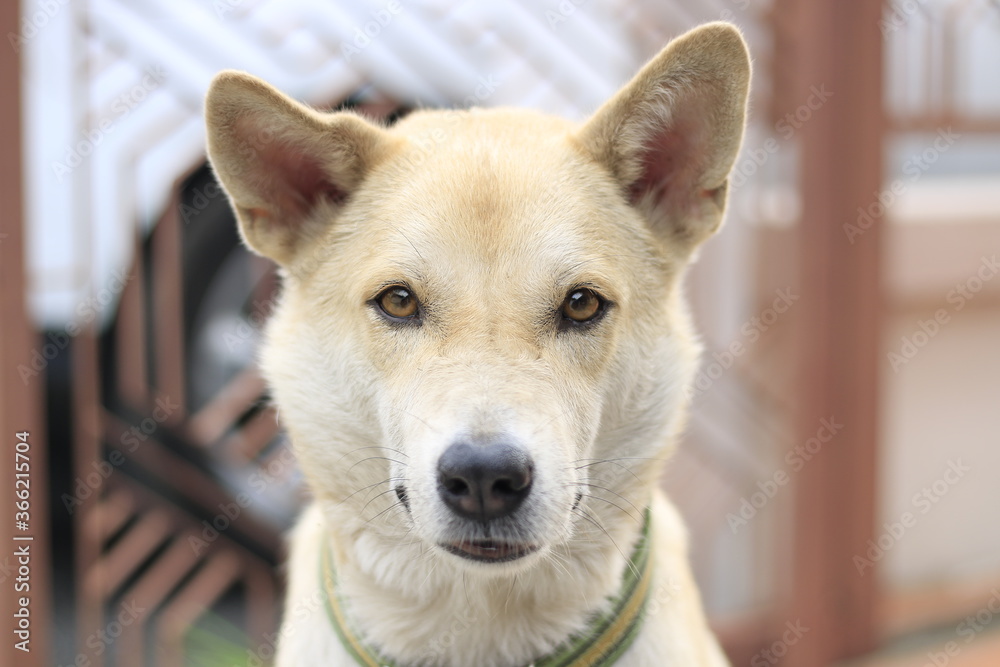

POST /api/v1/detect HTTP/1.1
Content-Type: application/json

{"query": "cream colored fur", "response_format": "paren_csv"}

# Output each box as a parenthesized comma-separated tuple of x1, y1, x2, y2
(205, 22, 750, 667)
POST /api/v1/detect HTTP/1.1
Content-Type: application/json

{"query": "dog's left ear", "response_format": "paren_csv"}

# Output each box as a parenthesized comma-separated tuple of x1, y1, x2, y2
(576, 22, 751, 249)
(205, 71, 394, 266)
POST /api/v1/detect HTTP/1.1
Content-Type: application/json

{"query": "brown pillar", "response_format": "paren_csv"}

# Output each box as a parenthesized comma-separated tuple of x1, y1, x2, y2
(783, 0, 884, 663)
(0, 2, 53, 665)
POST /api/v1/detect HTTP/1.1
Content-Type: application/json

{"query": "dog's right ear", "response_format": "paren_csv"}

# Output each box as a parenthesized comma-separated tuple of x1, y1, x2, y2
(575, 22, 750, 250)
(205, 71, 393, 266)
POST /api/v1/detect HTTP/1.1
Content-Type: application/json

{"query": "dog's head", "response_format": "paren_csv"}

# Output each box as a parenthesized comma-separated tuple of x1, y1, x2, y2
(206, 23, 749, 573)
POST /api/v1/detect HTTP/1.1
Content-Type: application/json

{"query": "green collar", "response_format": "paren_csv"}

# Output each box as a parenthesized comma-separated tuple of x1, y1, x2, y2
(320, 509, 653, 667)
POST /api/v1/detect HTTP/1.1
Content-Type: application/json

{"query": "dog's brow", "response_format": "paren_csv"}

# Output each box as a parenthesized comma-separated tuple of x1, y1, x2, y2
(555, 257, 621, 286)
(388, 224, 425, 262)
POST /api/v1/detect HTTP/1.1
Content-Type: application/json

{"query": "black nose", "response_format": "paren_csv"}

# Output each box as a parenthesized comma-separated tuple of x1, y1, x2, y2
(437, 441, 533, 522)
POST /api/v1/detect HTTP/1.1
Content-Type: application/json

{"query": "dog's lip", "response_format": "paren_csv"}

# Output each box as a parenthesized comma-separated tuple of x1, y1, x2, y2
(442, 539, 538, 563)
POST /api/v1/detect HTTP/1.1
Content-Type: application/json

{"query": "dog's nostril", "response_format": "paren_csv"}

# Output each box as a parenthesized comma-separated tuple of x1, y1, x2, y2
(444, 478, 469, 496)
(493, 473, 531, 497)
(494, 479, 515, 495)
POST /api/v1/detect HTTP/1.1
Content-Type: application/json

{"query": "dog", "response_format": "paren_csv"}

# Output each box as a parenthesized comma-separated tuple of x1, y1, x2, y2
(205, 21, 749, 667)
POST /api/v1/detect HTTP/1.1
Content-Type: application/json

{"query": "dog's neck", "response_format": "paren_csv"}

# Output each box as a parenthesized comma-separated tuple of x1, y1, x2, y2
(321, 503, 652, 667)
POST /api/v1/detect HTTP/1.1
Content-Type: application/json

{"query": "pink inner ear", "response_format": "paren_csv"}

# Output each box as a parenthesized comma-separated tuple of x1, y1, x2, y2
(266, 144, 345, 223)
(236, 115, 346, 225)
(626, 95, 711, 219)
(628, 125, 701, 212)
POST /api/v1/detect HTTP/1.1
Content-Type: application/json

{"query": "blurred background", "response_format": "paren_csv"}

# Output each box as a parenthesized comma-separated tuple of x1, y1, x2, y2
(1, 0, 998, 665)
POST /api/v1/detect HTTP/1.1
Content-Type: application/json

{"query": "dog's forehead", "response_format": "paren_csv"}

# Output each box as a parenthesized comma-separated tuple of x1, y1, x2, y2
(350, 109, 652, 279)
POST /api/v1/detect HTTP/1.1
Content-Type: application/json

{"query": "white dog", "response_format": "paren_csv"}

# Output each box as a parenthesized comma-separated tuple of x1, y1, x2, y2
(206, 21, 749, 666)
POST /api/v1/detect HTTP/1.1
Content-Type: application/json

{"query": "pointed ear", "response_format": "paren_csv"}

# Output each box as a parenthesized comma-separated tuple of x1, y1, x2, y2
(576, 22, 751, 248)
(205, 71, 393, 266)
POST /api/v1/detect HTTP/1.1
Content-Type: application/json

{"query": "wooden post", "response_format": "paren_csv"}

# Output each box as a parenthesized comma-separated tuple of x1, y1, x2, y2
(783, 0, 884, 663)
(0, 1, 53, 664)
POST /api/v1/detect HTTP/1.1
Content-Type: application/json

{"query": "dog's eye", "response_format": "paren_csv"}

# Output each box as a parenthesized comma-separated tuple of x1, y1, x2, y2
(561, 288, 604, 324)
(376, 286, 419, 320)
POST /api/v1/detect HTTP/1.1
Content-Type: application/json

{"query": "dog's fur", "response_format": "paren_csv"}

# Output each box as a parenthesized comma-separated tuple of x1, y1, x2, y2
(205, 22, 750, 667)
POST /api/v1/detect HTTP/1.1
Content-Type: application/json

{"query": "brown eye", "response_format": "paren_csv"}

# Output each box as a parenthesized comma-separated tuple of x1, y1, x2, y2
(561, 288, 603, 323)
(377, 286, 419, 320)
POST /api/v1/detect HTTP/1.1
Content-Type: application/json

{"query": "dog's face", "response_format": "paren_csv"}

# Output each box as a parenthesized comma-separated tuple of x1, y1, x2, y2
(206, 23, 749, 573)
(284, 112, 680, 564)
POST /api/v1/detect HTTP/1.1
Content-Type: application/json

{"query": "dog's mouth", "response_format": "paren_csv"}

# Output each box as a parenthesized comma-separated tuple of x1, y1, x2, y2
(441, 539, 538, 563)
